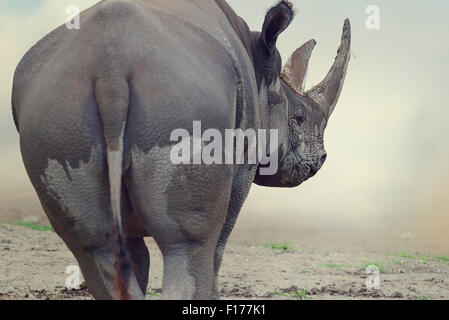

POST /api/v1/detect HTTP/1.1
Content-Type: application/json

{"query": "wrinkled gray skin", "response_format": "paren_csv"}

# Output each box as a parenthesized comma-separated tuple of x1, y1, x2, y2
(12, 0, 350, 300)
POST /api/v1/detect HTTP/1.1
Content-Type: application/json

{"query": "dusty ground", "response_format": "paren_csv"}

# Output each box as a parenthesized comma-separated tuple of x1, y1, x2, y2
(0, 190, 448, 300)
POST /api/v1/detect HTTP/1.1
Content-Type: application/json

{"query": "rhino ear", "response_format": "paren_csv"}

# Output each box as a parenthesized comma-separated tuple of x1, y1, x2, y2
(281, 39, 316, 93)
(260, 1, 295, 55)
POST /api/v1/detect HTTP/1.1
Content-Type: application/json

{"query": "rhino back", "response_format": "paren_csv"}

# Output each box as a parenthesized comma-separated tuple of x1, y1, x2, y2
(13, 0, 259, 155)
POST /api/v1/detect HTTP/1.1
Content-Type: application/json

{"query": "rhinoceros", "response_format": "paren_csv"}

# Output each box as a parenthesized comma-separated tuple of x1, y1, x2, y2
(12, 0, 350, 299)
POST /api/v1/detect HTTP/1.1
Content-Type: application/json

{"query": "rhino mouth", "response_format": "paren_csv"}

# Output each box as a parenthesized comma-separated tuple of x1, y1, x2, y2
(278, 162, 312, 187)
(287, 150, 317, 183)
(296, 163, 314, 180)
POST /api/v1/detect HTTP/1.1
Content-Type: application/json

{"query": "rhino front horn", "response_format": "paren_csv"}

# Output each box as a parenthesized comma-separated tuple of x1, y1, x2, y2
(306, 19, 351, 118)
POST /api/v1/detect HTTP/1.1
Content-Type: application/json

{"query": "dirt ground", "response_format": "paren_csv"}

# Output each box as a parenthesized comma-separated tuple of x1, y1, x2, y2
(0, 186, 448, 300)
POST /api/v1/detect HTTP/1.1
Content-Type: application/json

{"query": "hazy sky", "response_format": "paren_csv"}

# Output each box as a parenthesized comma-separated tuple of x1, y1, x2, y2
(0, 0, 448, 228)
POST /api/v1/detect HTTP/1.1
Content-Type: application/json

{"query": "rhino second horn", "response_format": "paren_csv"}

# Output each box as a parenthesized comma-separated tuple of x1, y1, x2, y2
(281, 39, 316, 94)
(306, 19, 351, 118)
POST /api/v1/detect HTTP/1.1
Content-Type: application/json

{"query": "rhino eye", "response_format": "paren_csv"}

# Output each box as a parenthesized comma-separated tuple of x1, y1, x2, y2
(294, 114, 305, 125)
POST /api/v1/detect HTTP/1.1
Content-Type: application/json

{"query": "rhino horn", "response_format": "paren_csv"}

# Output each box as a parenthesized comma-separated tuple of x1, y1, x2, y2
(306, 19, 351, 118)
(281, 39, 316, 94)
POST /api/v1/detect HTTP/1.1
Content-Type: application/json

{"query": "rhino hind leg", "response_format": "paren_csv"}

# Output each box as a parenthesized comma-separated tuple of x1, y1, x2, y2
(125, 145, 233, 299)
(158, 240, 217, 299)
(125, 236, 150, 294)
(23, 142, 145, 300)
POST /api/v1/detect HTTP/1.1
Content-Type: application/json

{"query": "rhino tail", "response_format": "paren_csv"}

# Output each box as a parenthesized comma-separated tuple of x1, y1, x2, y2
(95, 77, 132, 300)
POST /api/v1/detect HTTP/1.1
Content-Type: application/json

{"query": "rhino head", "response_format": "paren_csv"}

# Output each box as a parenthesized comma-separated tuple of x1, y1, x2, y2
(251, 1, 351, 187)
